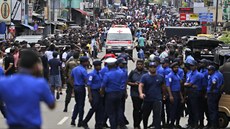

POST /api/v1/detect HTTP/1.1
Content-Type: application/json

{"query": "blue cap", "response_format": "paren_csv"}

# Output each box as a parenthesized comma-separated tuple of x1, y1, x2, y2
(149, 62, 157, 67)
(154, 56, 160, 62)
(207, 65, 216, 71)
(161, 58, 170, 64)
(80, 56, 89, 62)
(188, 60, 197, 66)
(93, 60, 102, 66)
(173, 58, 181, 63)
(170, 62, 179, 68)
(199, 59, 208, 64)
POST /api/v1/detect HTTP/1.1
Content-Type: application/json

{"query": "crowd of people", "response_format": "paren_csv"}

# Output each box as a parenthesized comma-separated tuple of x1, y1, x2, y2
(0, 2, 227, 129)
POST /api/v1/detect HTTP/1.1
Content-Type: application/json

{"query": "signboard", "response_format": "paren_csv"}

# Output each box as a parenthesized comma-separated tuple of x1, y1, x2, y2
(0, 0, 11, 23)
(188, 14, 199, 21)
(11, 0, 22, 21)
(180, 13, 186, 21)
(0, 34, 5, 39)
(194, 2, 204, 7)
(179, 8, 193, 14)
(199, 13, 213, 22)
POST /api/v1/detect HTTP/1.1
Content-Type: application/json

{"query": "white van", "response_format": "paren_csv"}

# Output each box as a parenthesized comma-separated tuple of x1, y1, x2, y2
(106, 25, 134, 56)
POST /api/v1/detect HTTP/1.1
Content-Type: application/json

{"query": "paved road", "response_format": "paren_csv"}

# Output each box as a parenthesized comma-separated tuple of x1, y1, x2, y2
(0, 49, 229, 129)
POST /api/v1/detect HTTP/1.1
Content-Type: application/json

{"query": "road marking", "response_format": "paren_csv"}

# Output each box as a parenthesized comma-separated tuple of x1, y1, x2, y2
(57, 117, 69, 125)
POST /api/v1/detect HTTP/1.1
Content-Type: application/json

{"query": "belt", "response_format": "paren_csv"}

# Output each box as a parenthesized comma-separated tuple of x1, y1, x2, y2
(74, 85, 85, 87)
(9, 125, 41, 129)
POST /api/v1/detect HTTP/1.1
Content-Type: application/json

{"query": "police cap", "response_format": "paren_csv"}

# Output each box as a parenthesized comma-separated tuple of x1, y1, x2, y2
(105, 57, 117, 64)
(188, 60, 197, 66)
(207, 65, 216, 71)
(170, 62, 179, 68)
(149, 62, 157, 67)
(161, 58, 170, 64)
(93, 60, 102, 66)
(154, 56, 160, 62)
(80, 56, 89, 62)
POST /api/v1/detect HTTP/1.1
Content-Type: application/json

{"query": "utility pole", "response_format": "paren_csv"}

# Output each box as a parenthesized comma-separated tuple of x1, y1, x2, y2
(52, 0, 55, 21)
(214, 0, 219, 32)
(25, 0, 28, 24)
(93, 0, 96, 26)
(68, 0, 72, 21)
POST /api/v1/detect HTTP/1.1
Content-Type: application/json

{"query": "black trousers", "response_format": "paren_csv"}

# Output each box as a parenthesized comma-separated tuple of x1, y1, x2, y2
(64, 82, 73, 105)
(0, 101, 6, 118)
(131, 96, 143, 128)
(9, 125, 40, 129)
(142, 101, 162, 129)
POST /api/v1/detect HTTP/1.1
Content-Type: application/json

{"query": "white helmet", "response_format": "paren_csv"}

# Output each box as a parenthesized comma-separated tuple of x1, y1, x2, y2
(149, 54, 155, 61)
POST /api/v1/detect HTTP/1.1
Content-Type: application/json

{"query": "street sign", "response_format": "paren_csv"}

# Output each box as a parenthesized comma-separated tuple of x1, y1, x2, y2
(199, 13, 213, 22)
(0, 0, 11, 22)
(0, 34, 5, 39)
(179, 8, 194, 14)
(180, 13, 186, 21)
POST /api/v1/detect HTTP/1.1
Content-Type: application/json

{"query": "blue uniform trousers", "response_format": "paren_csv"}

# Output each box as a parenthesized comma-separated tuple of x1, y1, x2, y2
(198, 91, 209, 126)
(105, 91, 123, 129)
(170, 92, 181, 125)
(118, 91, 128, 127)
(187, 90, 200, 127)
(142, 100, 162, 129)
(207, 93, 221, 128)
(83, 89, 104, 128)
(72, 86, 86, 123)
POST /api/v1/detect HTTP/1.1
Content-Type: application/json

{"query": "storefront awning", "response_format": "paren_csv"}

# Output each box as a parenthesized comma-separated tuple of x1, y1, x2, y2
(21, 24, 35, 31)
(74, 9, 89, 16)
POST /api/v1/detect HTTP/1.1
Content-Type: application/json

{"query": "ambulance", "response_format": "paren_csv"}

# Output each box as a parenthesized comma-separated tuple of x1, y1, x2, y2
(106, 25, 134, 57)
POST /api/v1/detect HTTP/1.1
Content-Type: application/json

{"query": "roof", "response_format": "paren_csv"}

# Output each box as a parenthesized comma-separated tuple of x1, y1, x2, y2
(186, 38, 224, 49)
(108, 27, 132, 34)
(74, 9, 89, 16)
(15, 35, 43, 44)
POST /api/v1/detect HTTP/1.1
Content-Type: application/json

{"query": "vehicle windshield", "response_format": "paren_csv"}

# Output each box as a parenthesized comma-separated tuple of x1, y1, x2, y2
(107, 33, 132, 41)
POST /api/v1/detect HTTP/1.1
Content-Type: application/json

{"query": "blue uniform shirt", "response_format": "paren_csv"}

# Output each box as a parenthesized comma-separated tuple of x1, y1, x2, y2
(0, 66, 4, 76)
(186, 70, 204, 91)
(215, 70, 224, 87)
(166, 71, 182, 92)
(100, 66, 109, 78)
(0, 74, 54, 127)
(71, 64, 88, 87)
(200, 68, 209, 90)
(87, 70, 102, 90)
(157, 65, 164, 77)
(207, 73, 221, 93)
(140, 73, 164, 101)
(102, 68, 126, 93)
(178, 68, 185, 80)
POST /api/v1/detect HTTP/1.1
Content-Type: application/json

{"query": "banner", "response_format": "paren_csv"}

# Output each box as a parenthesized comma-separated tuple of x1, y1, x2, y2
(0, 0, 11, 23)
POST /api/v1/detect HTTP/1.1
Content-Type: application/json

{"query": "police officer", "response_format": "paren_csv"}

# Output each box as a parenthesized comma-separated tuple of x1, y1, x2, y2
(128, 60, 148, 129)
(198, 59, 209, 128)
(161, 58, 171, 127)
(0, 66, 5, 118)
(117, 58, 129, 128)
(139, 62, 166, 129)
(184, 60, 203, 129)
(0, 49, 55, 129)
(70, 56, 89, 127)
(82, 60, 103, 129)
(166, 62, 184, 129)
(101, 58, 126, 129)
(207, 65, 223, 129)
(63, 52, 80, 112)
